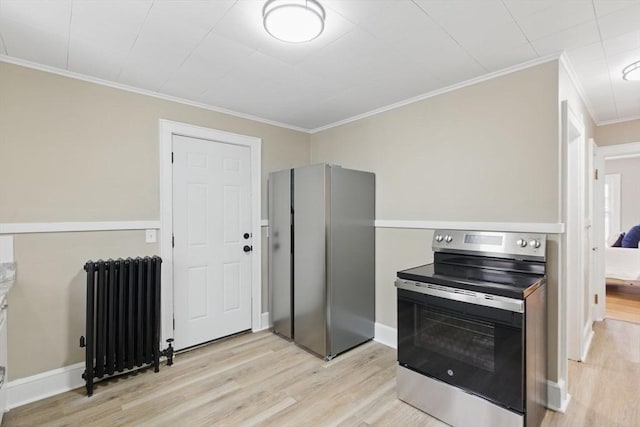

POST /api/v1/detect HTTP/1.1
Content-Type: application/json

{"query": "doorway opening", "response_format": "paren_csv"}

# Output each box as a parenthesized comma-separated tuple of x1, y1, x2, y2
(158, 120, 263, 348)
(597, 142, 640, 325)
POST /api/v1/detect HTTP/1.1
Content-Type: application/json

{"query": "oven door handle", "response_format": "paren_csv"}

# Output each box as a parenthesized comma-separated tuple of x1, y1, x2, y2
(395, 279, 525, 313)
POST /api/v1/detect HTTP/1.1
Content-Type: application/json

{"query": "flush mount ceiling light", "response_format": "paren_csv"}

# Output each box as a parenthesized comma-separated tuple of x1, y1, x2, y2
(263, 0, 325, 43)
(622, 60, 640, 81)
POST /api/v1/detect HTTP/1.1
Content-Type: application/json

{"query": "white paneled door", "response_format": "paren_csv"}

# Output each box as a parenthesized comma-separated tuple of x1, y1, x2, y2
(172, 134, 252, 350)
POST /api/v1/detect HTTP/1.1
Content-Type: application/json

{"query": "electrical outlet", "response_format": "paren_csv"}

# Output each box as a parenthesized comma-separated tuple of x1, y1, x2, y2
(145, 229, 157, 243)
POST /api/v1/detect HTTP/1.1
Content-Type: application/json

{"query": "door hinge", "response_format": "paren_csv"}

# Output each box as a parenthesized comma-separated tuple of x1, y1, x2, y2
(594, 293, 599, 304)
(172, 234, 175, 248)
(594, 168, 599, 180)
(173, 318, 175, 330)
(171, 152, 174, 163)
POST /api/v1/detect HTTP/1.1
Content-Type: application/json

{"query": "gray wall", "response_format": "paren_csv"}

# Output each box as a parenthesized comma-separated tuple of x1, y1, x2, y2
(309, 59, 601, 388)
(597, 116, 640, 234)
(596, 118, 640, 146)
(0, 61, 310, 380)
(605, 157, 640, 232)
(311, 60, 561, 330)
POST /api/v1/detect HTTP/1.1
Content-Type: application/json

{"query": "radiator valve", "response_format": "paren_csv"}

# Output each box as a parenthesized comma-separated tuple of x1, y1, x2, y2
(161, 338, 174, 367)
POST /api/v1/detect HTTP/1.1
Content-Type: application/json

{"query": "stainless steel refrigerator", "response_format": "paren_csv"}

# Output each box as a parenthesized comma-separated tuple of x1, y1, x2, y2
(268, 164, 375, 360)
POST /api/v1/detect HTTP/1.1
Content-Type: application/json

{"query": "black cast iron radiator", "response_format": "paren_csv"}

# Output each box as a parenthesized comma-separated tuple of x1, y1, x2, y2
(80, 256, 174, 396)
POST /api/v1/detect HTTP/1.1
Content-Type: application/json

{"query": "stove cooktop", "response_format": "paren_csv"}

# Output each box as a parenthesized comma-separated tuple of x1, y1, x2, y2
(397, 263, 545, 300)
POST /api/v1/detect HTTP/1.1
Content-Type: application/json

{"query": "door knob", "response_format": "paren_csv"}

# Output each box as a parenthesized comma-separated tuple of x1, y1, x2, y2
(243, 245, 253, 253)
(243, 232, 250, 239)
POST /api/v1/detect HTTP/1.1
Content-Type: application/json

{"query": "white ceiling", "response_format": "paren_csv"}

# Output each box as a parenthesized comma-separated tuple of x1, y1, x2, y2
(0, 0, 639, 131)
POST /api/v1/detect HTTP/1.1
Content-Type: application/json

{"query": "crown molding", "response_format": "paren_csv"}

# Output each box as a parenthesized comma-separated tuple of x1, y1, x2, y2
(599, 141, 640, 158)
(5, 52, 639, 134)
(597, 113, 640, 126)
(558, 52, 598, 125)
(309, 53, 564, 134)
(0, 55, 310, 134)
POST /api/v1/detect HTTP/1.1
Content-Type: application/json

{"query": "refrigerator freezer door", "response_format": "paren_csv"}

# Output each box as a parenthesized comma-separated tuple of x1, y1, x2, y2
(293, 164, 328, 357)
(328, 167, 375, 355)
(269, 169, 293, 339)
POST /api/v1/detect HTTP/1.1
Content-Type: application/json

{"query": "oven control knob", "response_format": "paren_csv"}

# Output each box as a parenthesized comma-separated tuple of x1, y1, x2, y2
(517, 239, 527, 247)
(445, 235, 453, 243)
(529, 239, 541, 248)
(435, 234, 444, 242)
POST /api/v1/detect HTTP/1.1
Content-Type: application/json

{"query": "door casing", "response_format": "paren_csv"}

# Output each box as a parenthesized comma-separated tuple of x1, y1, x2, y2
(593, 141, 640, 321)
(159, 119, 262, 347)
(562, 100, 594, 365)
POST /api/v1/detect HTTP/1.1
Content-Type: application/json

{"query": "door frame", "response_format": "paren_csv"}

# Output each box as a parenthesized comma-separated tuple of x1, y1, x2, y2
(158, 119, 262, 346)
(591, 140, 605, 323)
(562, 100, 593, 365)
(593, 141, 640, 321)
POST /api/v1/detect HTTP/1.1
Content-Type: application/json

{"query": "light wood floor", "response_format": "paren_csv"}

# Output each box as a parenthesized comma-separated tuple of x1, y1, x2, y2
(606, 283, 640, 324)
(5, 320, 640, 426)
(541, 319, 640, 427)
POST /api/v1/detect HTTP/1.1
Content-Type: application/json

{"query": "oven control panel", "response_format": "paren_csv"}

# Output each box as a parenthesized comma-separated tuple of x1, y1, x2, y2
(432, 230, 546, 261)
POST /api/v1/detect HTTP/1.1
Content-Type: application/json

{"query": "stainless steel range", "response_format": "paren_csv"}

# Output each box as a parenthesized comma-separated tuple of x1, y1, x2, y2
(395, 230, 547, 427)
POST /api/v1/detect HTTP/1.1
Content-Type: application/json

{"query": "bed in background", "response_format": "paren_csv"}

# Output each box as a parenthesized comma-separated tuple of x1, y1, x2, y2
(606, 247, 640, 285)
(606, 226, 640, 286)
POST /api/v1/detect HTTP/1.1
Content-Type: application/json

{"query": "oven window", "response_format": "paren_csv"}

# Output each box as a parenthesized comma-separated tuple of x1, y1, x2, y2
(416, 308, 495, 372)
(397, 290, 525, 413)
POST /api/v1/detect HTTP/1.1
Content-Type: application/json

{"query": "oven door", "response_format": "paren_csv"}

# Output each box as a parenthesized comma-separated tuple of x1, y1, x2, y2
(397, 287, 524, 413)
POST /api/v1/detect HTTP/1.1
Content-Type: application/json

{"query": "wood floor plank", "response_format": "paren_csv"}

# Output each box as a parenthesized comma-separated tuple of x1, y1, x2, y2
(5, 322, 640, 427)
(541, 319, 640, 427)
(606, 284, 640, 324)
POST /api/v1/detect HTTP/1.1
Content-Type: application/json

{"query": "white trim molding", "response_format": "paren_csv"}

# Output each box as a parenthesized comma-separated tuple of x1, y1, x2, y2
(373, 322, 397, 349)
(559, 53, 597, 126)
(261, 219, 563, 234)
(374, 220, 565, 234)
(7, 362, 85, 409)
(0, 55, 308, 134)
(599, 141, 640, 159)
(3, 52, 638, 136)
(598, 113, 640, 127)
(546, 379, 571, 413)
(582, 326, 594, 362)
(159, 119, 262, 346)
(311, 54, 563, 133)
(260, 312, 271, 331)
(593, 141, 640, 322)
(1, 52, 565, 136)
(0, 221, 160, 234)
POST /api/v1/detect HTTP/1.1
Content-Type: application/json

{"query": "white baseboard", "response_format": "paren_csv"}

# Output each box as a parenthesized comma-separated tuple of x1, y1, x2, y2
(582, 327, 594, 361)
(256, 311, 271, 331)
(7, 362, 85, 409)
(374, 322, 397, 349)
(7, 313, 275, 410)
(546, 379, 571, 413)
(9, 321, 563, 412)
(256, 316, 393, 348)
